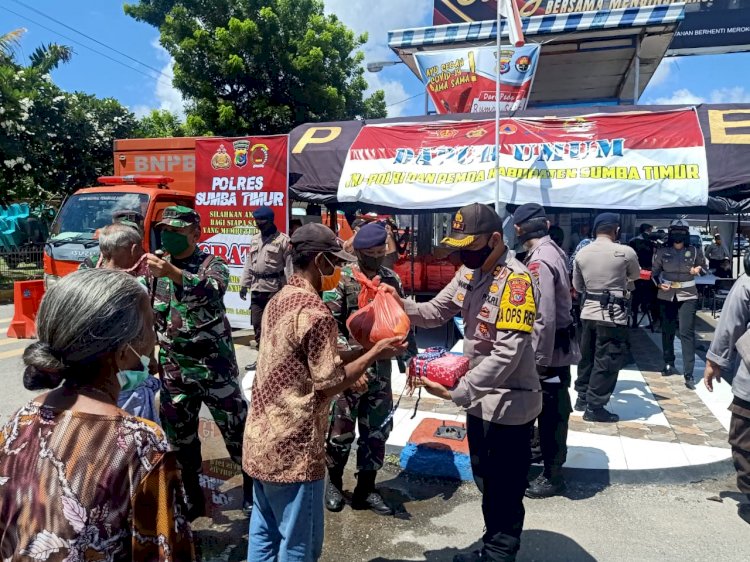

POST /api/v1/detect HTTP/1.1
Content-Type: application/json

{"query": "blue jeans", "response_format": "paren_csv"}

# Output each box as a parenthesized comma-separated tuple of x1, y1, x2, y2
(248, 479, 325, 562)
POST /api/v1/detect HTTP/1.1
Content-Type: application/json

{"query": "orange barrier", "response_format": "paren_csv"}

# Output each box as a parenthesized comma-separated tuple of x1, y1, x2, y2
(7, 280, 45, 339)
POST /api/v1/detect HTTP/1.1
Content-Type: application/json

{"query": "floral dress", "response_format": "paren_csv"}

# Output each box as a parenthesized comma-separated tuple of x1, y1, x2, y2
(0, 403, 195, 561)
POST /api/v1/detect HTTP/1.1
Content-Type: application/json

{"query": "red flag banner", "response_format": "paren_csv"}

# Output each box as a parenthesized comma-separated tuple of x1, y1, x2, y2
(195, 135, 289, 327)
(336, 109, 708, 210)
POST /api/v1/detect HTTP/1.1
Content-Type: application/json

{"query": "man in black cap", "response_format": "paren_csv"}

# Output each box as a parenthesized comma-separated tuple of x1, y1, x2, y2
(384, 203, 542, 562)
(628, 223, 658, 328)
(513, 204, 580, 499)
(243, 222, 405, 561)
(323, 222, 417, 515)
(572, 213, 640, 422)
(239, 205, 291, 369)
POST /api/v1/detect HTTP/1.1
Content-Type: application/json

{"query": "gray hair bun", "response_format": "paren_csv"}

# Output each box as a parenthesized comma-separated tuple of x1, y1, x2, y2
(23, 342, 66, 390)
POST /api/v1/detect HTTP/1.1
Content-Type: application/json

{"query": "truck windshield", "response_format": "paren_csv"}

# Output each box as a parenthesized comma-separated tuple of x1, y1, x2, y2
(50, 193, 149, 240)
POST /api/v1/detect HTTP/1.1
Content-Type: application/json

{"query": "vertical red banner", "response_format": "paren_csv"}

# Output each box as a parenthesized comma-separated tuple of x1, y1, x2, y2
(195, 135, 289, 327)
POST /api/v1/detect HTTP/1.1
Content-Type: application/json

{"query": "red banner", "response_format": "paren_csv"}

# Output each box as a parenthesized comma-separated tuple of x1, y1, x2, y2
(195, 135, 288, 327)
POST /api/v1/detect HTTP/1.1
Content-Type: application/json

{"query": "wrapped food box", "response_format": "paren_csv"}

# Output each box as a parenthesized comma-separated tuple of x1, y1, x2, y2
(409, 347, 470, 389)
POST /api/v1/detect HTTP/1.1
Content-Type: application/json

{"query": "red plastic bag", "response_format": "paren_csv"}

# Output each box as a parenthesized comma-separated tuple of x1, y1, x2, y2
(370, 290, 410, 342)
(346, 270, 410, 348)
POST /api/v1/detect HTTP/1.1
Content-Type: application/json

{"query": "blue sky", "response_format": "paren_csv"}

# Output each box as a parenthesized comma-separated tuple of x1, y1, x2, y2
(2, 0, 749, 120)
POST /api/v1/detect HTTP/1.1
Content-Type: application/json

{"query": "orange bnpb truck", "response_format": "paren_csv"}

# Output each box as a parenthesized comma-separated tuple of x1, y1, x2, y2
(43, 138, 199, 287)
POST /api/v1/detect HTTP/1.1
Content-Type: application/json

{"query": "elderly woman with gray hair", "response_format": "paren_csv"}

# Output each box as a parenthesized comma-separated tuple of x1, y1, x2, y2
(0, 269, 195, 561)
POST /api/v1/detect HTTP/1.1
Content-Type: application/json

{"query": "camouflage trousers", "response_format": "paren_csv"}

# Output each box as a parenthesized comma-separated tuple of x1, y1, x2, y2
(159, 354, 248, 488)
(326, 371, 393, 473)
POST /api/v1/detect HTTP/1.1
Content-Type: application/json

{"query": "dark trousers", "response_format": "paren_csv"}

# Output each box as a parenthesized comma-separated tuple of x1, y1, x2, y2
(730, 396, 750, 499)
(575, 320, 628, 408)
(250, 291, 276, 345)
(631, 279, 659, 326)
(660, 297, 698, 377)
(535, 367, 572, 474)
(466, 414, 533, 562)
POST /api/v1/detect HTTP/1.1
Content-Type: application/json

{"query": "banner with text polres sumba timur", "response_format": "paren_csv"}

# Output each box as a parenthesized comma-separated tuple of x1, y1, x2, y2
(195, 135, 289, 328)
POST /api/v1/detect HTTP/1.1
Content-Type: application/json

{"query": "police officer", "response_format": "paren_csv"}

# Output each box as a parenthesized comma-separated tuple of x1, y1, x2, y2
(706, 232, 730, 271)
(573, 213, 640, 422)
(239, 206, 291, 370)
(147, 206, 252, 519)
(386, 203, 542, 562)
(652, 219, 706, 389)
(513, 204, 580, 499)
(324, 222, 417, 516)
(628, 223, 658, 328)
(704, 269, 750, 524)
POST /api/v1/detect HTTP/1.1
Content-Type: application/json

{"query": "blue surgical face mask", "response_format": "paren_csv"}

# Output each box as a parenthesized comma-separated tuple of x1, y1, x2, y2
(116, 344, 150, 391)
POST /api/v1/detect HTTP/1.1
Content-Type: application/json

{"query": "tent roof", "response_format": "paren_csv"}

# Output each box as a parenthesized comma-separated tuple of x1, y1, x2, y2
(388, 5, 685, 105)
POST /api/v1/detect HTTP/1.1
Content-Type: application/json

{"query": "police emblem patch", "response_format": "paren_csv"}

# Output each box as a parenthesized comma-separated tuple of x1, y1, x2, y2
(452, 210, 465, 232)
(508, 277, 530, 306)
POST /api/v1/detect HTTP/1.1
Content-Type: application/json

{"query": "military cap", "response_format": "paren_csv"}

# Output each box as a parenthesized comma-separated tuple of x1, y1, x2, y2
(593, 212, 620, 232)
(440, 203, 503, 249)
(512, 203, 547, 225)
(252, 206, 274, 221)
(353, 222, 387, 250)
(156, 205, 200, 228)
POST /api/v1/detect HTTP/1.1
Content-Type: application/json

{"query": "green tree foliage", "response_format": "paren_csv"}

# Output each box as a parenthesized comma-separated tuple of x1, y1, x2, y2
(125, 0, 387, 135)
(133, 109, 209, 138)
(0, 31, 137, 201)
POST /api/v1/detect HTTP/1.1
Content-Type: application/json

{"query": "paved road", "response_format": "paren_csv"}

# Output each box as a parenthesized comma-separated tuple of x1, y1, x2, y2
(1, 303, 749, 561)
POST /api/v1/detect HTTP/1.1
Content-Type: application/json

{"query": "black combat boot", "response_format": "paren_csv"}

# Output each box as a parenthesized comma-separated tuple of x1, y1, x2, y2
(661, 364, 681, 377)
(352, 470, 393, 516)
(684, 375, 696, 390)
(325, 468, 345, 513)
(453, 549, 487, 562)
(583, 406, 619, 423)
(242, 472, 254, 516)
(525, 467, 566, 499)
(574, 396, 587, 412)
(183, 475, 206, 522)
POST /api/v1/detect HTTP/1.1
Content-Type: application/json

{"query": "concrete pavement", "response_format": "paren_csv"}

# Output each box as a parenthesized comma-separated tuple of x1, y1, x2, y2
(1, 303, 749, 560)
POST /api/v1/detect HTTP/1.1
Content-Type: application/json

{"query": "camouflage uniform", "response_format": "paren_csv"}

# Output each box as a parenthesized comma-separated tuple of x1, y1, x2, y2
(323, 265, 417, 473)
(154, 246, 248, 488)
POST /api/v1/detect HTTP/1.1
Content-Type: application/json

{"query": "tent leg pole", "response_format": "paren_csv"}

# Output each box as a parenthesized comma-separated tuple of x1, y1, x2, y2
(633, 37, 640, 104)
(410, 213, 416, 299)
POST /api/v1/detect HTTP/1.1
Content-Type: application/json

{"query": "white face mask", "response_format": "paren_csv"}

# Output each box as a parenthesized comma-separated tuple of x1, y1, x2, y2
(116, 344, 151, 391)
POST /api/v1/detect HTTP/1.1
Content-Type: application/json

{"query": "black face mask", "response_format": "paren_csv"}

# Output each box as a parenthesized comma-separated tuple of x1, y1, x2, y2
(459, 245, 493, 269)
(358, 253, 383, 273)
(258, 222, 276, 235)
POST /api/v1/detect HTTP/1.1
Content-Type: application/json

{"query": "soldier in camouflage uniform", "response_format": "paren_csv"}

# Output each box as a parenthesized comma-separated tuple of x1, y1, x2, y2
(147, 206, 252, 520)
(323, 222, 417, 516)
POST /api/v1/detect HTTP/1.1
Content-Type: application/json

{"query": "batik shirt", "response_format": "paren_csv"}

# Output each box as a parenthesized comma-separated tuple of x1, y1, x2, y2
(0, 402, 195, 561)
(243, 275, 346, 483)
(153, 248, 238, 380)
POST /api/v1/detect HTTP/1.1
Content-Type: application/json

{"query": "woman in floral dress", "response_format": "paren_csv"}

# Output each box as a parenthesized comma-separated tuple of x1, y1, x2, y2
(0, 269, 195, 561)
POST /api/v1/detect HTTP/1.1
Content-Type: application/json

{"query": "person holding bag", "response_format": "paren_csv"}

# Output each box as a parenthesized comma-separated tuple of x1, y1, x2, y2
(324, 222, 417, 515)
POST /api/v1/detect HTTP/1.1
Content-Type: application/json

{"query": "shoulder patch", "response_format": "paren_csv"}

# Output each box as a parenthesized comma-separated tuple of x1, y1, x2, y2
(496, 272, 536, 333)
(528, 261, 541, 278)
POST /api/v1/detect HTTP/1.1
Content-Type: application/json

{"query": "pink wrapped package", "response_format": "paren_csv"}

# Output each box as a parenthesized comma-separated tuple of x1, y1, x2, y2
(409, 347, 470, 389)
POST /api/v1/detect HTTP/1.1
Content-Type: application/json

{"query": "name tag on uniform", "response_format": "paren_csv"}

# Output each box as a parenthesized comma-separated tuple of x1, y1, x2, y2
(496, 272, 536, 333)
